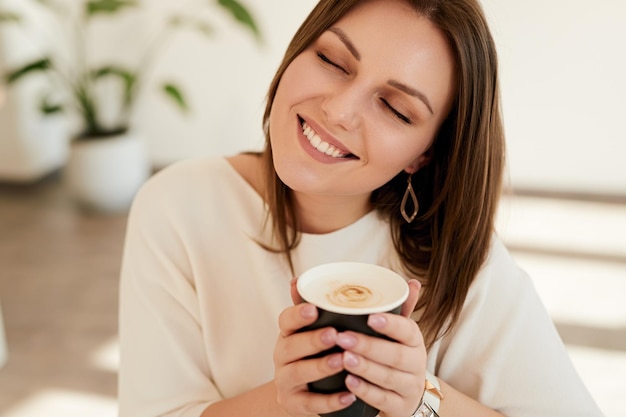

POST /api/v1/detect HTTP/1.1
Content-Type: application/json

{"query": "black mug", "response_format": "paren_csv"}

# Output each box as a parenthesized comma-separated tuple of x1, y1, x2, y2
(297, 262, 409, 417)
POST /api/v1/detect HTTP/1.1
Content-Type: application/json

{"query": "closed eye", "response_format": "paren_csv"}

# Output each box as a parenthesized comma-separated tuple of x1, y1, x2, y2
(380, 98, 411, 124)
(317, 52, 348, 74)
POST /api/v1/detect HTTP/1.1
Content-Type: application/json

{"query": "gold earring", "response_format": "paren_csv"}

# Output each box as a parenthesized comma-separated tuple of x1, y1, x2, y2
(401, 174, 419, 223)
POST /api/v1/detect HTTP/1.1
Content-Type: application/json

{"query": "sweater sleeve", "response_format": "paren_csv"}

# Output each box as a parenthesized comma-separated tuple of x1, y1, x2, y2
(117, 163, 223, 417)
(433, 238, 604, 417)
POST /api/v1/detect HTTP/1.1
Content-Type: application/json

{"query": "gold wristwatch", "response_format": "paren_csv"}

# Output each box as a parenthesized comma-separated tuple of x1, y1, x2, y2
(411, 372, 444, 417)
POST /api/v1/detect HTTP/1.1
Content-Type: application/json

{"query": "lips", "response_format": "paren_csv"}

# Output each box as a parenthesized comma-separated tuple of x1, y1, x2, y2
(299, 117, 357, 159)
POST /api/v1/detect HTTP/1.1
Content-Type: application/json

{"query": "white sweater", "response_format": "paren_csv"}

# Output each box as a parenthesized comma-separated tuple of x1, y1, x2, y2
(118, 157, 603, 417)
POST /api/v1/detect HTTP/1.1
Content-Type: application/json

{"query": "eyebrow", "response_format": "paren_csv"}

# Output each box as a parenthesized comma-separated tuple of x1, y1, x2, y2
(388, 80, 434, 115)
(329, 27, 361, 61)
(328, 27, 434, 115)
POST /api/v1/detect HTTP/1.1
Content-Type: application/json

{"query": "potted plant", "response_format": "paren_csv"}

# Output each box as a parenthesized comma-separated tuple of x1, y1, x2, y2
(0, 0, 260, 212)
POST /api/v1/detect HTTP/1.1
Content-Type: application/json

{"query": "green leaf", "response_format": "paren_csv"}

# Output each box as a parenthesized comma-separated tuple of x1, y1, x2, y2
(162, 83, 188, 112)
(85, 0, 137, 17)
(73, 80, 102, 135)
(0, 12, 21, 24)
(39, 94, 63, 115)
(169, 15, 215, 38)
(6, 58, 52, 84)
(91, 65, 137, 107)
(33, 0, 66, 15)
(216, 0, 260, 39)
(91, 65, 133, 82)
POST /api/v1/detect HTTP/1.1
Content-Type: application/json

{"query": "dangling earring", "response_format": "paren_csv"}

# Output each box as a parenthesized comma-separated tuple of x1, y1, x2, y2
(401, 174, 419, 223)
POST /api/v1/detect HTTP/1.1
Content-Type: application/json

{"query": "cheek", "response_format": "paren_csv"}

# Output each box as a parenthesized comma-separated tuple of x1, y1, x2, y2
(369, 130, 433, 168)
(269, 57, 322, 141)
(277, 56, 327, 102)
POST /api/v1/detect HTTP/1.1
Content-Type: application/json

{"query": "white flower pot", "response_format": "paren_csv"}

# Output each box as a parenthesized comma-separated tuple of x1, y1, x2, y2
(65, 132, 150, 213)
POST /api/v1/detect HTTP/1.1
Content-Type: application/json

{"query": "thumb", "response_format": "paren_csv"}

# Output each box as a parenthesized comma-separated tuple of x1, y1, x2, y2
(401, 279, 421, 317)
(290, 277, 304, 305)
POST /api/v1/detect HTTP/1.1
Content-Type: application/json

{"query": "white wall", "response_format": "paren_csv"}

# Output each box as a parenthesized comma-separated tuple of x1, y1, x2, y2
(482, 0, 626, 195)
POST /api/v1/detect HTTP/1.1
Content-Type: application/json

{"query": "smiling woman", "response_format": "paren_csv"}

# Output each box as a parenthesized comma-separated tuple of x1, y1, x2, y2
(117, 1, 604, 417)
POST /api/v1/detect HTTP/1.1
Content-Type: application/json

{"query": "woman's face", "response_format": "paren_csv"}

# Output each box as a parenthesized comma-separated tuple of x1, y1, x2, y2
(269, 0, 456, 200)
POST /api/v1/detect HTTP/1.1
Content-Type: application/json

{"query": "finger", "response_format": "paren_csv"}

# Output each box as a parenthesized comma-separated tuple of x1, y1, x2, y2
(274, 326, 338, 366)
(336, 329, 424, 374)
(401, 279, 421, 317)
(342, 351, 419, 398)
(276, 352, 344, 389)
(368, 311, 424, 348)
(344, 374, 414, 417)
(290, 277, 304, 305)
(278, 303, 318, 337)
(275, 353, 357, 416)
(277, 389, 357, 417)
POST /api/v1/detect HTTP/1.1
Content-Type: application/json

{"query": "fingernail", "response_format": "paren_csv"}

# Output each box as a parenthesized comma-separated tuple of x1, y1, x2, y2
(409, 278, 422, 291)
(344, 351, 359, 367)
(368, 314, 387, 329)
(337, 333, 357, 349)
(345, 374, 360, 388)
(320, 328, 337, 345)
(301, 304, 316, 318)
(327, 354, 342, 369)
(339, 393, 356, 405)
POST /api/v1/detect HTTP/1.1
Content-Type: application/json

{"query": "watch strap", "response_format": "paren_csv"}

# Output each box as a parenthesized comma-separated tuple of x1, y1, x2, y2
(411, 371, 443, 417)
(411, 400, 439, 417)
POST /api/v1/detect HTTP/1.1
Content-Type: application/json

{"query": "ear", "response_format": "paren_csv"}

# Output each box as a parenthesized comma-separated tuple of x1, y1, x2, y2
(404, 149, 432, 174)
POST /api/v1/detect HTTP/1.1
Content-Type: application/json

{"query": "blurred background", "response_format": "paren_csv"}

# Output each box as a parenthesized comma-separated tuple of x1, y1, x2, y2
(0, 0, 624, 416)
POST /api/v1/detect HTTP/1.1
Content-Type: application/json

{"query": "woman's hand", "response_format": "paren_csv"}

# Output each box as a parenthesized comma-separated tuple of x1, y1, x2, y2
(273, 278, 424, 417)
(273, 279, 357, 417)
(337, 279, 425, 417)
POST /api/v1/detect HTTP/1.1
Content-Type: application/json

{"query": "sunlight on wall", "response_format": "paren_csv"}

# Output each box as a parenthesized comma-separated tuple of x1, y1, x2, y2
(496, 195, 626, 417)
(496, 195, 626, 331)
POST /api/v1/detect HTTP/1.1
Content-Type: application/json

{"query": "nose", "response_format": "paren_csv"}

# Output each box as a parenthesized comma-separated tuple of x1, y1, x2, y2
(321, 85, 363, 131)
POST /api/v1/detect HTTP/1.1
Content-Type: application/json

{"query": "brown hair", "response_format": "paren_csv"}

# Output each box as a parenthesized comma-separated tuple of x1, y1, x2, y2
(261, 0, 505, 348)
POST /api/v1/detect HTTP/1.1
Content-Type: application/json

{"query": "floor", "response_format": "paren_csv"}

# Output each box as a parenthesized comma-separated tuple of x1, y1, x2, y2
(0, 175, 121, 416)
(0, 174, 624, 416)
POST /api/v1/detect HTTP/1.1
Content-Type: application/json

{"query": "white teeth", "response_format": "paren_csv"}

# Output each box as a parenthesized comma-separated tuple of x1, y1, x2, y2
(301, 121, 347, 158)
(317, 141, 330, 153)
(310, 134, 321, 148)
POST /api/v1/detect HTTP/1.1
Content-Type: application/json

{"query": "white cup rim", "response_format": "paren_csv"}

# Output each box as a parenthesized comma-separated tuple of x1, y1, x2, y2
(297, 262, 409, 315)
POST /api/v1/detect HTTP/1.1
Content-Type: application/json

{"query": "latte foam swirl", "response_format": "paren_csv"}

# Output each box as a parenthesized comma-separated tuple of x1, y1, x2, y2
(327, 284, 383, 308)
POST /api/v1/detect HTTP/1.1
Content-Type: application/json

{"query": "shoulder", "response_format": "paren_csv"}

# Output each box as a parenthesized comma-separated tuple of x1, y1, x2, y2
(226, 152, 265, 197)
(464, 235, 535, 311)
(457, 235, 556, 340)
(132, 156, 247, 208)
(479, 235, 529, 287)
(127, 156, 231, 224)
(127, 155, 266, 233)
(143, 156, 228, 194)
